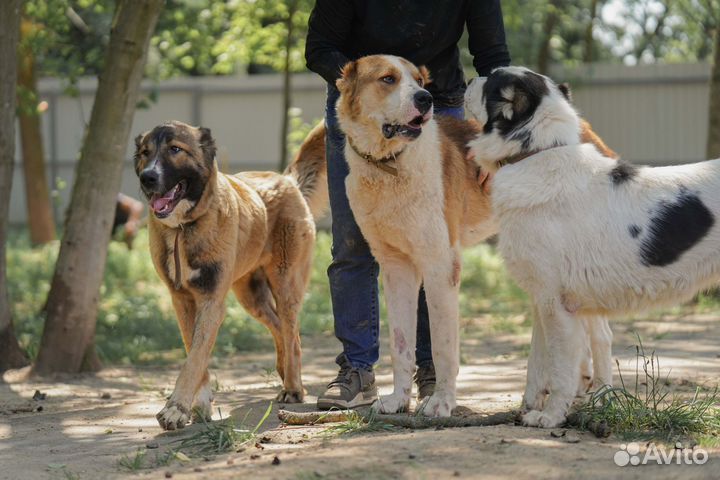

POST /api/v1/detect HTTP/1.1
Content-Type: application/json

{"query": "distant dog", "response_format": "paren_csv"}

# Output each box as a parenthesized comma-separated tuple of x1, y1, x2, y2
(334, 55, 615, 417)
(134, 121, 325, 430)
(465, 65, 720, 428)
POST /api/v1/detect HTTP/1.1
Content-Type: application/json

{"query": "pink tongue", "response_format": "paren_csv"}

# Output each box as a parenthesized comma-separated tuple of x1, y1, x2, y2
(151, 196, 172, 212)
(150, 186, 178, 212)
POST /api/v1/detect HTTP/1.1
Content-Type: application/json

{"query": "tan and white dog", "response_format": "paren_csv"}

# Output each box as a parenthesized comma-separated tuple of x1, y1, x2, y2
(334, 55, 615, 417)
(336, 55, 495, 417)
(465, 66, 720, 428)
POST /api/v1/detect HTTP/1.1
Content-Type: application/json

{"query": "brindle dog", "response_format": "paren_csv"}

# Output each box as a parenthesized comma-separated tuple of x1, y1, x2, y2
(134, 121, 325, 430)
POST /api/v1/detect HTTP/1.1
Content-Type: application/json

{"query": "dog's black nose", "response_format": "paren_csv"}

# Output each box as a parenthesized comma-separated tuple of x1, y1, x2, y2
(140, 168, 159, 190)
(413, 90, 433, 114)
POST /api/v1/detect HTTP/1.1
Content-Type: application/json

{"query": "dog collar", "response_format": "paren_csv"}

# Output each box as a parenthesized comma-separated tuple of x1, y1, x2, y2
(501, 144, 569, 166)
(347, 138, 403, 176)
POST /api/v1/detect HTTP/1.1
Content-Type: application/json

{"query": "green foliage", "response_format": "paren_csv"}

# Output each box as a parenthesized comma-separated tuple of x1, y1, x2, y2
(149, 0, 314, 78)
(577, 337, 720, 443)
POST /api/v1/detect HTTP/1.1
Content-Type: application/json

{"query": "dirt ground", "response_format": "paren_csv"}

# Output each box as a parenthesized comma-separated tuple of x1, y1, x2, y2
(2, 314, 719, 480)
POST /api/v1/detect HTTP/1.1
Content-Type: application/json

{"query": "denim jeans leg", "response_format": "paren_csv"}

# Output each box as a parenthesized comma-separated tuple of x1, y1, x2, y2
(414, 103, 465, 366)
(325, 84, 380, 369)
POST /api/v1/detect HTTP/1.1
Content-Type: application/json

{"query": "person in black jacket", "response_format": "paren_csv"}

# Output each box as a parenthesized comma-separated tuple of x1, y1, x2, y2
(306, 0, 510, 410)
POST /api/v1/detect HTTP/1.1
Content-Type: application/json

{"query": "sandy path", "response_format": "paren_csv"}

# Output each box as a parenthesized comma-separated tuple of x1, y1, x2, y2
(1, 315, 719, 480)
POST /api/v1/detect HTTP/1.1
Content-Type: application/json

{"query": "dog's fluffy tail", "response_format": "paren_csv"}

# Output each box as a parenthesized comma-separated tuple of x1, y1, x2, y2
(284, 120, 328, 220)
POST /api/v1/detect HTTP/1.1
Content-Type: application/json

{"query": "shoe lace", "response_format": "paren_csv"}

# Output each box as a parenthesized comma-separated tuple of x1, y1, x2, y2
(327, 366, 367, 389)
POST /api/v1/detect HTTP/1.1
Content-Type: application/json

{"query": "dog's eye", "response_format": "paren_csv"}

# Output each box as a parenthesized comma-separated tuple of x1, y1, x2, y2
(169, 145, 182, 154)
(380, 75, 395, 84)
(141, 149, 150, 157)
(415, 77, 423, 86)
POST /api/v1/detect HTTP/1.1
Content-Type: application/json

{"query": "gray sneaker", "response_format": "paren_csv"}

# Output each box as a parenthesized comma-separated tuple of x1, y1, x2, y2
(317, 355, 377, 410)
(415, 363, 436, 401)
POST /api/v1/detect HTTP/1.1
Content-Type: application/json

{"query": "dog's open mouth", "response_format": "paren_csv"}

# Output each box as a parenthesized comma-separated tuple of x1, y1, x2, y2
(149, 180, 186, 218)
(382, 113, 431, 140)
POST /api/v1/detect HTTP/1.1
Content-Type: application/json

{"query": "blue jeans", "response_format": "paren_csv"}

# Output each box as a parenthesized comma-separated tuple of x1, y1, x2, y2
(325, 83, 464, 369)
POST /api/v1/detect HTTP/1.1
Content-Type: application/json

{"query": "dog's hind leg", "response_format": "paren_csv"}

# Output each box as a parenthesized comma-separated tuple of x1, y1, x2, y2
(265, 221, 314, 404)
(522, 297, 584, 428)
(588, 316, 613, 390)
(232, 270, 286, 381)
(419, 250, 461, 418)
(170, 293, 213, 423)
(374, 256, 422, 414)
(523, 305, 549, 411)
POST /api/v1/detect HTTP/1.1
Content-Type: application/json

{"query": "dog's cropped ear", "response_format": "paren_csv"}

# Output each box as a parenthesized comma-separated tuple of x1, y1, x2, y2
(198, 127, 216, 166)
(558, 82, 572, 102)
(418, 65, 432, 86)
(133, 132, 148, 171)
(336, 60, 358, 95)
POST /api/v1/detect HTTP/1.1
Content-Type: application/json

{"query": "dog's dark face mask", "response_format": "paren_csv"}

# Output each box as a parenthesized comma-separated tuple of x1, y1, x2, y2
(134, 121, 216, 220)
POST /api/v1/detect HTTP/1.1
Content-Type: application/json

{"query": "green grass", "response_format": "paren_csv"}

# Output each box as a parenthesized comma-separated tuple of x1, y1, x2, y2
(11, 225, 720, 367)
(176, 403, 272, 456)
(321, 409, 396, 437)
(576, 336, 720, 444)
(7, 227, 535, 366)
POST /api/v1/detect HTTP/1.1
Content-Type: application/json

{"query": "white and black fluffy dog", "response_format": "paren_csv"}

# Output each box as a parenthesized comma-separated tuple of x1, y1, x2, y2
(465, 66, 720, 428)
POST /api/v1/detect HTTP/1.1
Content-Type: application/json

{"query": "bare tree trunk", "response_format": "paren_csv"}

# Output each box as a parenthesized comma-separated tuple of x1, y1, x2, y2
(18, 18, 56, 245)
(583, 0, 599, 63)
(278, 0, 298, 172)
(537, 0, 563, 74)
(707, 29, 720, 159)
(0, 0, 30, 372)
(33, 0, 163, 375)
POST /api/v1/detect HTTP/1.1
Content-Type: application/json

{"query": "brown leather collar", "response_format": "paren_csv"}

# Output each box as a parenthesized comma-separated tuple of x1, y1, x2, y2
(347, 138, 403, 176)
(500, 144, 568, 167)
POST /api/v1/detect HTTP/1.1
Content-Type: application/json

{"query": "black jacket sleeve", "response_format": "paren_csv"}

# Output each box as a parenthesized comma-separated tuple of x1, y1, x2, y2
(305, 0, 355, 84)
(467, 0, 511, 76)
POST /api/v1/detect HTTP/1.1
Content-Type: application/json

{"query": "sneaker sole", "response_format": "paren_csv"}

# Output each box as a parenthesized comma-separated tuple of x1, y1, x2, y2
(317, 390, 378, 410)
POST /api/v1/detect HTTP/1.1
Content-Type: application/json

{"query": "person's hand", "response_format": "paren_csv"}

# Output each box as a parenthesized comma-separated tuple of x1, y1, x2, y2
(468, 150, 492, 195)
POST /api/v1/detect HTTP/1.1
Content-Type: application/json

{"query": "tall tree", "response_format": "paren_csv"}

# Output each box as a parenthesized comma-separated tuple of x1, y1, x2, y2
(0, 0, 30, 372)
(707, 13, 720, 158)
(34, 0, 164, 374)
(537, 0, 565, 74)
(17, 16, 56, 245)
(279, 0, 299, 171)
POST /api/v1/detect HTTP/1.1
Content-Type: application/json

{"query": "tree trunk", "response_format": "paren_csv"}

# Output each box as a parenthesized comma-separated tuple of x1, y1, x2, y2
(33, 0, 163, 375)
(707, 29, 720, 159)
(537, 0, 562, 74)
(278, 0, 298, 172)
(18, 18, 56, 245)
(0, 0, 30, 372)
(583, 0, 599, 63)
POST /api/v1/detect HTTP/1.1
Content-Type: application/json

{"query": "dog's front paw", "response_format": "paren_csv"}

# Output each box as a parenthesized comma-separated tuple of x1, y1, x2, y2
(374, 393, 410, 414)
(157, 402, 190, 430)
(276, 389, 304, 404)
(418, 391, 455, 417)
(522, 409, 566, 428)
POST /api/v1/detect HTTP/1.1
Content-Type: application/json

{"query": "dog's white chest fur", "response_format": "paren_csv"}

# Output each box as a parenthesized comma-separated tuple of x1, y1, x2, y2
(345, 123, 450, 255)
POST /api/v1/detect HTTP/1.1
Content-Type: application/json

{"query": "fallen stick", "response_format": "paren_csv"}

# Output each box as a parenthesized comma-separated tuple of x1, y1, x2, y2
(278, 407, 520, 429)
